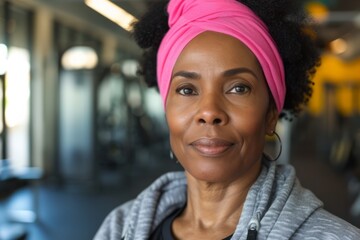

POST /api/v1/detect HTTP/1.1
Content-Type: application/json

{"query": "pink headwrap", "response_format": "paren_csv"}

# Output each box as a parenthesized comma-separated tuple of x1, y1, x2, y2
(157, 0, 286, 113)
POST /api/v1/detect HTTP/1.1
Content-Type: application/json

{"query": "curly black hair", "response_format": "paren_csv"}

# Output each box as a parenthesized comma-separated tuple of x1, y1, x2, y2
(132, 0, 320, 119)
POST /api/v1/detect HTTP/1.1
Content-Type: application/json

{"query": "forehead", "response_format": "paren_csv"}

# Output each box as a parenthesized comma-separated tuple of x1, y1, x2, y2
(173, 31, 261, 71)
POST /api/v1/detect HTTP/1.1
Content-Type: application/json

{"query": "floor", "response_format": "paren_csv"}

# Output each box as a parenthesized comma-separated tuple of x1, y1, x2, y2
(1, 123, 360, 240)
(0, 151, 183, 240)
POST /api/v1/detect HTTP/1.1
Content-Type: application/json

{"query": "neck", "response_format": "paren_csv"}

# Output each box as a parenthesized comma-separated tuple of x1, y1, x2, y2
(183, 161, 261, 228)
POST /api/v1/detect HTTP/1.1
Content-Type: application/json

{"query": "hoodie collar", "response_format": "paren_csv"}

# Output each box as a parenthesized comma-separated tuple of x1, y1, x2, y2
(123, 160, 323, 240)
(233, 160, 323, 239)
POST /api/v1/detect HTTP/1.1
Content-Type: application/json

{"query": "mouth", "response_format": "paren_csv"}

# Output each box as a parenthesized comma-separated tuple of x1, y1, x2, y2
(190, 138, 234, 157)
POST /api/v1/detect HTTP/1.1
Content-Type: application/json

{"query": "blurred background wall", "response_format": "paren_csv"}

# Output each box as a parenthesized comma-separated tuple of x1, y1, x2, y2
(0, 0, 360, 239)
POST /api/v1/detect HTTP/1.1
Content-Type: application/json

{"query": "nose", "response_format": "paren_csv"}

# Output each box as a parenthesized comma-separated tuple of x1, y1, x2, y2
(195, 94, 229, 126)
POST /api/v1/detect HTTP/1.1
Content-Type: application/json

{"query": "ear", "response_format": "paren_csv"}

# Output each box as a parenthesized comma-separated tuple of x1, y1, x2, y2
(265, 104, 279, 135)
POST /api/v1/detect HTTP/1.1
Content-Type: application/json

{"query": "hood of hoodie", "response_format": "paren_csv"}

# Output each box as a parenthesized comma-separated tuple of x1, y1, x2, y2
(233, 161, 323, 239)
(121, 160, 323, 240)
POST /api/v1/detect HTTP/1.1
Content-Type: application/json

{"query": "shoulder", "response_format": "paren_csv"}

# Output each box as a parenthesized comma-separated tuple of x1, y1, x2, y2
(268, 162, 360, 239)
(93, 200, 134, 240)
(93, 171, 187, 240)
(293, 208, 360, 240)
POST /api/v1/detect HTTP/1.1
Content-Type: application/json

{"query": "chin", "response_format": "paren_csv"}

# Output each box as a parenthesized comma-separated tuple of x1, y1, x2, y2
(183, 157, 262, 184)
(185, 165, 241, 184)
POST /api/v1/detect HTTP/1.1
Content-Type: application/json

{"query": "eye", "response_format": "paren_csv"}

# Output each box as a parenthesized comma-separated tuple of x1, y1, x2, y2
(176, 86, 197, 96)
(228, 84, 250, 94)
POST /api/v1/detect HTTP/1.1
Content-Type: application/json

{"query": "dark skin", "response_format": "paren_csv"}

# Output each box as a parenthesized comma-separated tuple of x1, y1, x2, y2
(165, 31, 278, 239)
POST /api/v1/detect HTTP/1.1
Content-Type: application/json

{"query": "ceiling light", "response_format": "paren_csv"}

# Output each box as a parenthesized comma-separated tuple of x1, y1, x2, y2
(85, 0, 137, 31)
(330, 38, 347, 55)
(61, 46, 98, 70)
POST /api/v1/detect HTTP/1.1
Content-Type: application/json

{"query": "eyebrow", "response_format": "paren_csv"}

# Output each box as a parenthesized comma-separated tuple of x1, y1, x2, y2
(171, 71, 200, 80)
(223, 67, 259, 80)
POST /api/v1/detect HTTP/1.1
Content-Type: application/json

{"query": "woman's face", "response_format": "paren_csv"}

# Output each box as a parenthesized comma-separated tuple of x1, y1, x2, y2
(166, 31, 278, 183)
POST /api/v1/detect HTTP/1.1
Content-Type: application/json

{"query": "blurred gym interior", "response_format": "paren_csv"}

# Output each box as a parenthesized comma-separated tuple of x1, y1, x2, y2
(1, 0, 360, 239)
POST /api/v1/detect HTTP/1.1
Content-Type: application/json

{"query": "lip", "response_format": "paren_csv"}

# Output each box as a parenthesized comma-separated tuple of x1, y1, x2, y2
(190, 138, 234, 157)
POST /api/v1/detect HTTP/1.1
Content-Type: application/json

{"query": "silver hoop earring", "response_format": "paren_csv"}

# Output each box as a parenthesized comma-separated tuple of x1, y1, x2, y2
(170, 150, 179, 163)
(264, 131, 282, 161)
(170, 150, 174, 160)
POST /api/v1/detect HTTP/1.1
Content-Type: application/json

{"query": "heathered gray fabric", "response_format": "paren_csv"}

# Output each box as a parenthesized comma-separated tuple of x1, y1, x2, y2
(94, 161, 360, 240)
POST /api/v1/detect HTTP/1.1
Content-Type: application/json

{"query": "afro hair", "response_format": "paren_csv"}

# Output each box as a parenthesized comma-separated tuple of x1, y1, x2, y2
(132, 0, 321, 119)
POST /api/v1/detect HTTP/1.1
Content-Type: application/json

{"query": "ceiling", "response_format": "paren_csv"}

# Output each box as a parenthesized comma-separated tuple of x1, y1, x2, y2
(30, 0, 152, 57)
(313, 0, 360, 59)
(29, 0, 360, 59)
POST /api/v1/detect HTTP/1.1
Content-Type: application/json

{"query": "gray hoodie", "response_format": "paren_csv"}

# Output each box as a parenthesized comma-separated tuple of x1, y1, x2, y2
(94, 161, 360, 239)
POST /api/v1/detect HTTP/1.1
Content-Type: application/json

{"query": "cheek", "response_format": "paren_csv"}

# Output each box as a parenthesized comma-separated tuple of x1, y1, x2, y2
(231, 110, 269, 158)
(232, 102, 269, 136)
(166, 106, 190, 133)
(166, 104, 192, 151)
(234, 115, 267, 151)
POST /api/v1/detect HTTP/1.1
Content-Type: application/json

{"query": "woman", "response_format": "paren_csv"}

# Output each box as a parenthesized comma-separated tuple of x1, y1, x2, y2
(94, 0, 360, 239)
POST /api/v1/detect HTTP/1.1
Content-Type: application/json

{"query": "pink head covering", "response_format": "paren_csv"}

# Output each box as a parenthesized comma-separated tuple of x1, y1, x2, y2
(157, 0, 286, 113)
